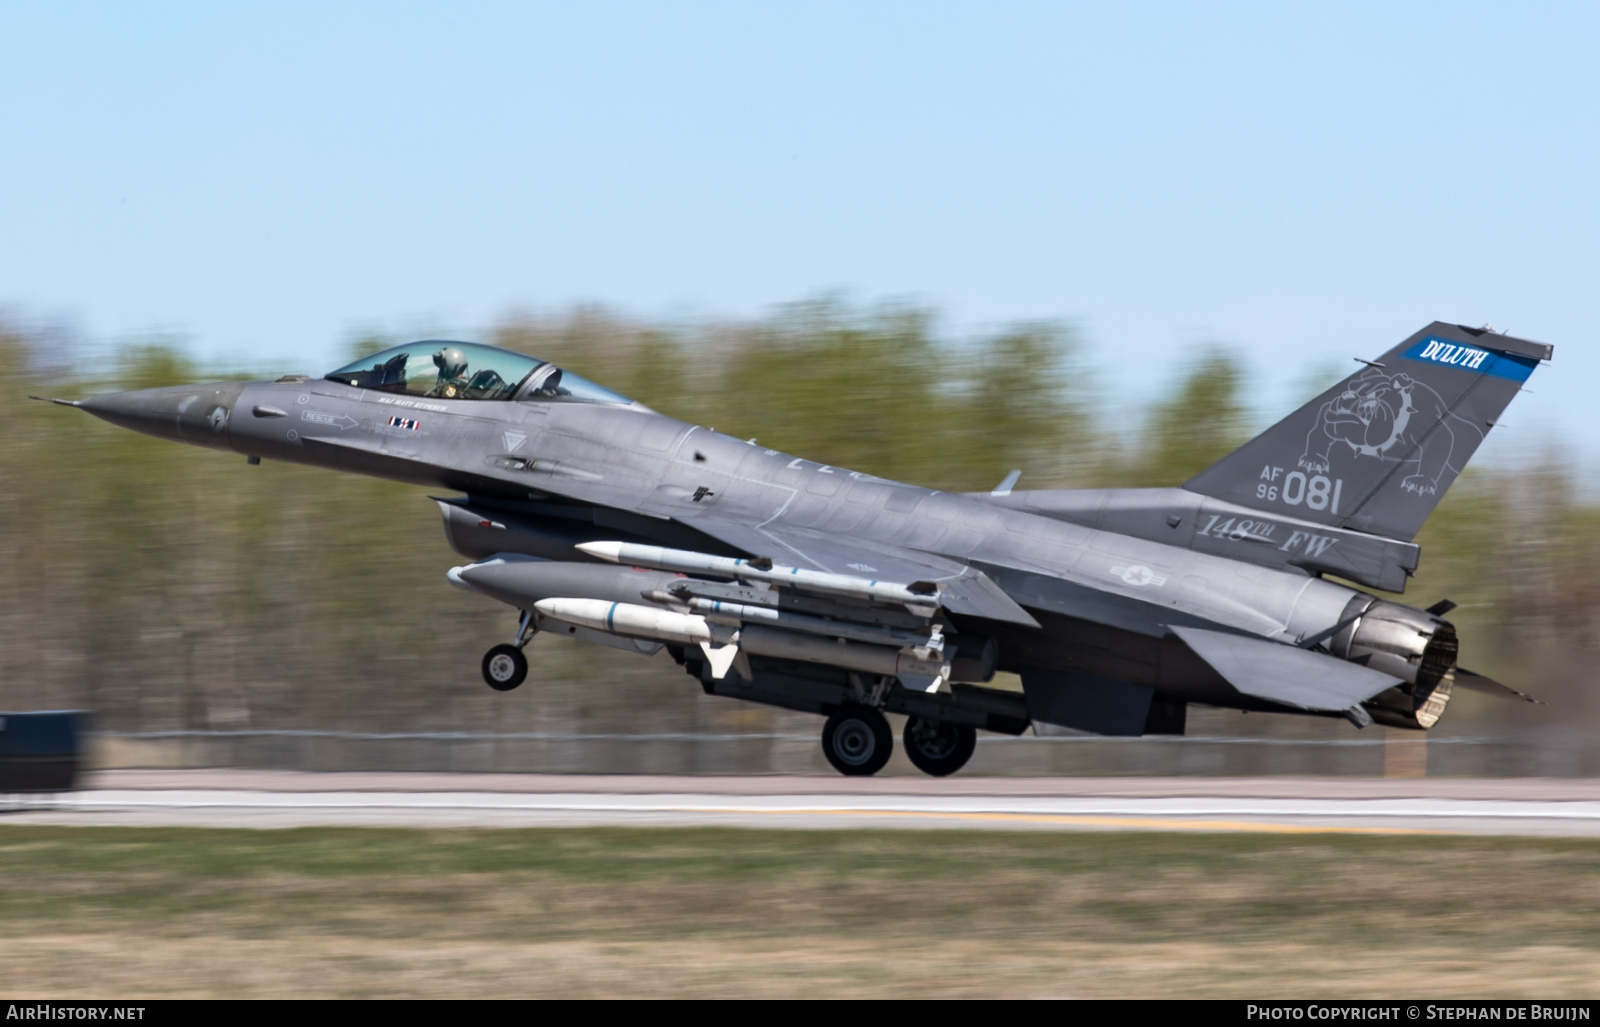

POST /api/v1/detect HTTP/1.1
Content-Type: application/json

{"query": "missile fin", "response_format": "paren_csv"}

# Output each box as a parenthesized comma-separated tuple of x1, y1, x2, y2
(699, 639, 744, 680)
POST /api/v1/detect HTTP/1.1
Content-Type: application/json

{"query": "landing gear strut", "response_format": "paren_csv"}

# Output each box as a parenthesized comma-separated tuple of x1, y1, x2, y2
(481, 610, 535, 691)
(902, 717, 977, 777)
(821, 704, 893, 776)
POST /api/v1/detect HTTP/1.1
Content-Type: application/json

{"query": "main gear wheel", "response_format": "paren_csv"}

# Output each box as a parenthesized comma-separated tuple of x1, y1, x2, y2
(902, 716, 977, 777)
(821, 704, 893, 776)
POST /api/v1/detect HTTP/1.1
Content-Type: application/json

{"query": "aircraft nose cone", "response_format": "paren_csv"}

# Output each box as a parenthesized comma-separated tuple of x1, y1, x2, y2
(78, 382, 249, 450)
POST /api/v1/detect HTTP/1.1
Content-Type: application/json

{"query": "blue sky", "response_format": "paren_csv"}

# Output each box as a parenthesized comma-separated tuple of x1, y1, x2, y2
(2, 2, 1594, 473)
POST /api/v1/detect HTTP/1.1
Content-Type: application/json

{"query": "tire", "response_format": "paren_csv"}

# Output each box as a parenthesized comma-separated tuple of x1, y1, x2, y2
(481, 644, 528, 691)
(902, 716, 977, 777)
(821, 704, 893, 777)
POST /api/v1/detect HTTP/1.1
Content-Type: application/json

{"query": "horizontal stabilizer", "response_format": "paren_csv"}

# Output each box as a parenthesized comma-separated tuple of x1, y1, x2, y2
(1454, 667, 1542, 704)
(1169, 624, 1402, 711)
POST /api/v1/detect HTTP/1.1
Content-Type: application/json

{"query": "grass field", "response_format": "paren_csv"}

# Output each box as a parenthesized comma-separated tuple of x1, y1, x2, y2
(3, 825, 1600, 998)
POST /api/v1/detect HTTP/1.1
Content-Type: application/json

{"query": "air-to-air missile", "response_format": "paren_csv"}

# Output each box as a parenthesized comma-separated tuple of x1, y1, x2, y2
(575, 541, 943, 610)
(44, 326, 1551, 776)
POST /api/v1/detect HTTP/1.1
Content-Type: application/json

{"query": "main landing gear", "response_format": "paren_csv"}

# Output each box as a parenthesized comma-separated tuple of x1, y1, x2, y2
(902, 716, 977, 777)
(481, 610, 535, 691)
(821, 704, 894, 777)
(819, 708, 979, 777)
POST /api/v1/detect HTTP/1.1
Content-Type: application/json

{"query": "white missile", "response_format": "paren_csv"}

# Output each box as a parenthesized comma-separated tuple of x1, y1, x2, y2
(533, 598, 724, 645)
(639, 590, 943, 653)
(577, 541, 941, 607)
(534, 598, 744, 679)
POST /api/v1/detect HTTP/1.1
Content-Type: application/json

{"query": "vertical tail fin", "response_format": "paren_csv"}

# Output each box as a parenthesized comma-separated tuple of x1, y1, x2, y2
(1183, 322, 1551, 541)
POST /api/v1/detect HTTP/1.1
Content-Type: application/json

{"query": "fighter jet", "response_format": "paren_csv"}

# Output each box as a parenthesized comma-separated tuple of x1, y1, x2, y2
(41, 323, 1549, 776)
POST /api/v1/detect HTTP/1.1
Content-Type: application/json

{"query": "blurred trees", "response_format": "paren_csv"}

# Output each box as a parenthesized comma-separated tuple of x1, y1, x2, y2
(1128, 351, 1250, 487)
(0, 304, 1594, 738)
(493, 298, 1100, 492)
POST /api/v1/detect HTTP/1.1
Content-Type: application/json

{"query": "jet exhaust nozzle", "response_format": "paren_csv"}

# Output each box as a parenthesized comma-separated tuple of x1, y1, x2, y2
(1333, 598, 1459, 729)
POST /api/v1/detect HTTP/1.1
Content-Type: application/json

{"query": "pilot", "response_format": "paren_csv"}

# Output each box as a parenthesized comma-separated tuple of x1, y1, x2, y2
(428, 347, 470, 398)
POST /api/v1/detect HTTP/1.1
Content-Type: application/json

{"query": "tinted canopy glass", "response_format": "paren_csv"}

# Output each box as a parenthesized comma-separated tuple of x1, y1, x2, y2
(521, 365, 636, 406)
(326, 341, 637, 405)
(327, 342, 543, 401)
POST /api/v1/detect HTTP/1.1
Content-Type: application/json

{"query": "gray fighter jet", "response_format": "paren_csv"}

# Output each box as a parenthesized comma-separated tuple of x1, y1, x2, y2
(42, 323, 1549, 776)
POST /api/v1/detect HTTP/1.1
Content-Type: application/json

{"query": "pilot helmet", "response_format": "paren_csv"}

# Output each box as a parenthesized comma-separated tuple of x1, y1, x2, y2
(432, 347, 468, 379)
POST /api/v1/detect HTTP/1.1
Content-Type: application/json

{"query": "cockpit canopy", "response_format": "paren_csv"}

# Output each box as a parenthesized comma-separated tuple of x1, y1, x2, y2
(324, 341, 635, 405)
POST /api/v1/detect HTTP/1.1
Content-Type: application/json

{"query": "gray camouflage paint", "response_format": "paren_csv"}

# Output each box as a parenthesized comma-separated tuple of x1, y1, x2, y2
(63, 321, 1548, 735)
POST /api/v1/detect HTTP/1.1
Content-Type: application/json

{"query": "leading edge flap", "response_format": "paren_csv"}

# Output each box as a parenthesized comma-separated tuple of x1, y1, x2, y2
(1169, 624, 1402, 711)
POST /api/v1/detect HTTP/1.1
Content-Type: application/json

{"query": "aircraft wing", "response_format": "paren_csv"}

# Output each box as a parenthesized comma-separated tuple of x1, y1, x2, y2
(1169, 624, 1403, 711)
(678, 517, 1041, 628)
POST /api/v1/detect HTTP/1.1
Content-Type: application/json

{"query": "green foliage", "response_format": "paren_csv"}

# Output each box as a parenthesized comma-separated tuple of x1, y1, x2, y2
(1130, 349, 1250, 487)
(495, 298, 1097, 493)
(345, 333, 397, 361)
(493, 306, 692, 422)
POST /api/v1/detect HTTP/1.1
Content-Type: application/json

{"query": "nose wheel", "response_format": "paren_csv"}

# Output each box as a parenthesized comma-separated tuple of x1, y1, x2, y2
(902, 716, 977, 777)
(482, 644, 528, 691)
(821, 704, 893, 776)
(482, 610, 535, 691)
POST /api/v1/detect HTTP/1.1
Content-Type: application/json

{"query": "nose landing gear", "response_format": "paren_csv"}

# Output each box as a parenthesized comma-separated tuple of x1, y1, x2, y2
(482, 645, 527, 690)
(481, 610, 536, 691)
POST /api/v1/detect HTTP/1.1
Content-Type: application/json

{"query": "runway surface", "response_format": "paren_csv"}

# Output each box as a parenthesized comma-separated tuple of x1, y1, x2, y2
(7, 771, 1600, 835)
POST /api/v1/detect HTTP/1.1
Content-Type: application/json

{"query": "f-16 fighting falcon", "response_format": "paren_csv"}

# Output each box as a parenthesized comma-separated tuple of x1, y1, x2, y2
(40, 323, 1549, 776)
